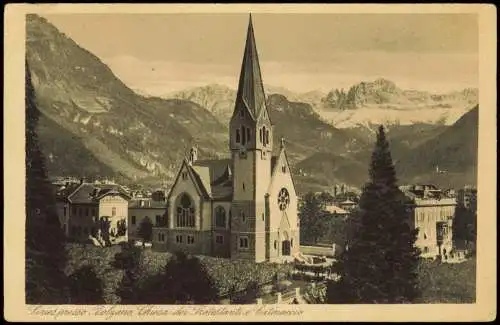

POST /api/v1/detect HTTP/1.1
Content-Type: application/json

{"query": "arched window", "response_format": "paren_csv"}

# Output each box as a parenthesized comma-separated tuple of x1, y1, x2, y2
(215, 206, 226, 228)
(175, 193, 195, 228)
(266, 129, 270, 145)
(241, 125, 246, 145)
(259, 128, 263, 144)
(236, 129, 241, 143)
(262, 126, 267, 146)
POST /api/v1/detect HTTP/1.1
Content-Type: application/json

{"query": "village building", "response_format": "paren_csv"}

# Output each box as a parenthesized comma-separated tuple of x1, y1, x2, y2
(457, 185, 477, 213)
(151, 15, 300, 263)
(55, 180, 131, 244)
(401, 184, 457, 260)
(128, 197, 167, 242)
(323, 204, 350, 220)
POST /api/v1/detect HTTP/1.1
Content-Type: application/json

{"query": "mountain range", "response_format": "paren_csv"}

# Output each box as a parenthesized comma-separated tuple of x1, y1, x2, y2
(26, 14, 478, 194)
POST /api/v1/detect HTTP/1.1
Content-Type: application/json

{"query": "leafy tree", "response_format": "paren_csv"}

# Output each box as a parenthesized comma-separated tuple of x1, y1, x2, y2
(139, 250, 218, 304)
(114, 243, 143, 304)
(328, 125, 420, 303)
(453, 204, 476, 243)
(116, 219, 127, 237)
(68, 265, 104, 304)
(99, 217, 111, 246)
(137, 216, 153, 246)
(25, 59, 69, 304)
(299, 192, 327, 244)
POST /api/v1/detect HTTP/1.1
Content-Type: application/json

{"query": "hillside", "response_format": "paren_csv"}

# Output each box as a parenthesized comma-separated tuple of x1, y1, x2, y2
(167, 84, 327, 125)
(395, 105, 479, 188)
(27, 14, 227, 186)
(266, 94, 369, 164)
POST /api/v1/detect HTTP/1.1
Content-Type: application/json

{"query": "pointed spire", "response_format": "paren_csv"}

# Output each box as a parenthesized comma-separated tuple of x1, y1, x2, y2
(234, 14, 267, 119)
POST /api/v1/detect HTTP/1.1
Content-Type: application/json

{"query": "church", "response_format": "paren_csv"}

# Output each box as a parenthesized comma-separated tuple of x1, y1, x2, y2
(152, 15, 300, 263)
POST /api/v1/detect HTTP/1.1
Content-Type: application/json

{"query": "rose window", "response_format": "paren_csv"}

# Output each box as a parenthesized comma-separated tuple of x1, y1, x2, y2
(278, 188, 290, 211)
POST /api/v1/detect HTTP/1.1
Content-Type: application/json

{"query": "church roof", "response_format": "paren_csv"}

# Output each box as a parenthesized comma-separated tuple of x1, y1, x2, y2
(189, 159, 233, 200)
(234, 14, 267, 119)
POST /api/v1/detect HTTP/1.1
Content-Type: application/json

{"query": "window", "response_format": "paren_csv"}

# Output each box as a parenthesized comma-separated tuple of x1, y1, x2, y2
(282, 165, 287, 173)
(241, 211, 246, 223)
(85, 207, 89, 217)
(131, 215, 136, 225)
(176, 235, 183, 243)
(274, 240, 278, 250)
(241, 125, 246, 145)
(242, 183, 245, 191)
(215, 206, 226, 228)
(158, 232, 165, 242)
(240, 108, 244, 117)
(156, 215, 161, 226)
(239, 236, 249, 249)
(112, 207, 116, 217)
(187, 235, 195, 245)
(236, 129, 241, 143)
(423, 247, 429, 253)
(182, 171, 188, 180)
(291, 239, 294, 247)
(216, 235, 224, 244)
(246, 128, 251, 142)
(72, 206, 77, 216)
(259, 128, 263, 144)
(176, 194, 195, 228)
(63, 207, 67, 216)
(262, 126, 267, 146)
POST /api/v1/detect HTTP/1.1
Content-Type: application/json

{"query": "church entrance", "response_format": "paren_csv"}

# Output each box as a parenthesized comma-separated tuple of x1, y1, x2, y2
(282, 240, 291, 256)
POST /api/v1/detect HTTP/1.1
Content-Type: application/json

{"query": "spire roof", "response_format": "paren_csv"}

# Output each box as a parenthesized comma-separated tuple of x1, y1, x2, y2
(235, 14, 267, 119)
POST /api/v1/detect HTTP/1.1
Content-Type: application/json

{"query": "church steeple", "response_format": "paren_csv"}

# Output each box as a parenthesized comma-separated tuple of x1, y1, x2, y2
(234, 14, 267, 119)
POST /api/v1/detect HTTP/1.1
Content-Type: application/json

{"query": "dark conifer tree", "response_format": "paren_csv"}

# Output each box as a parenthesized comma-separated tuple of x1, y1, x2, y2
(25, 60, 69, 304)
(328, 125, 420, 303)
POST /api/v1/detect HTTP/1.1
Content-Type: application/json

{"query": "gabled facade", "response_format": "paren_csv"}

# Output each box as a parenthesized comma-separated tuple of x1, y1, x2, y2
(152, 15, 300, 263)
(55, 181, 131, 243)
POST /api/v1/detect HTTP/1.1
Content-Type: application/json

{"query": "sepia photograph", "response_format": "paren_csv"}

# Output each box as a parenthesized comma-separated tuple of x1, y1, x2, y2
(4, 3, 497, 322)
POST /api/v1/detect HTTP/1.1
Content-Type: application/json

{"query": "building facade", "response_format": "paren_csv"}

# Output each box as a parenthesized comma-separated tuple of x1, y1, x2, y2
(128, 198, 167, 242)
(55, 181, 131, 244)
(402, 185, 457, 259)
(152, 15, 300, 263)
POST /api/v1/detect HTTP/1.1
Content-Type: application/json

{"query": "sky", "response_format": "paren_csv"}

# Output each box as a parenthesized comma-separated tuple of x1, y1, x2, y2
(43, 13, 479, 95)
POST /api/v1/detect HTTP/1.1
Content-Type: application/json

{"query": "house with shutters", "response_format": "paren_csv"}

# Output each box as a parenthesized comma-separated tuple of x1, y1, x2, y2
(151, 15, 300, 263)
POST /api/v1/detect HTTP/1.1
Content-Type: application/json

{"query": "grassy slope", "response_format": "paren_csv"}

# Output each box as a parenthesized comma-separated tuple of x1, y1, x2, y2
(417, 258, 476, 303)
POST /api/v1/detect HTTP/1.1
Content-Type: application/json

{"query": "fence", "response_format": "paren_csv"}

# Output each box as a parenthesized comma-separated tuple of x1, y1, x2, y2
(256, 287, 302, 304)
(300, 245, 335, 257)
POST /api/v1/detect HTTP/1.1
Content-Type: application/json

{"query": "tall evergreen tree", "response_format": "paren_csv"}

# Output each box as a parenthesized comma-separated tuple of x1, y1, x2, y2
(25, 60, 69, 304)
(328, 125, 420, 303)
